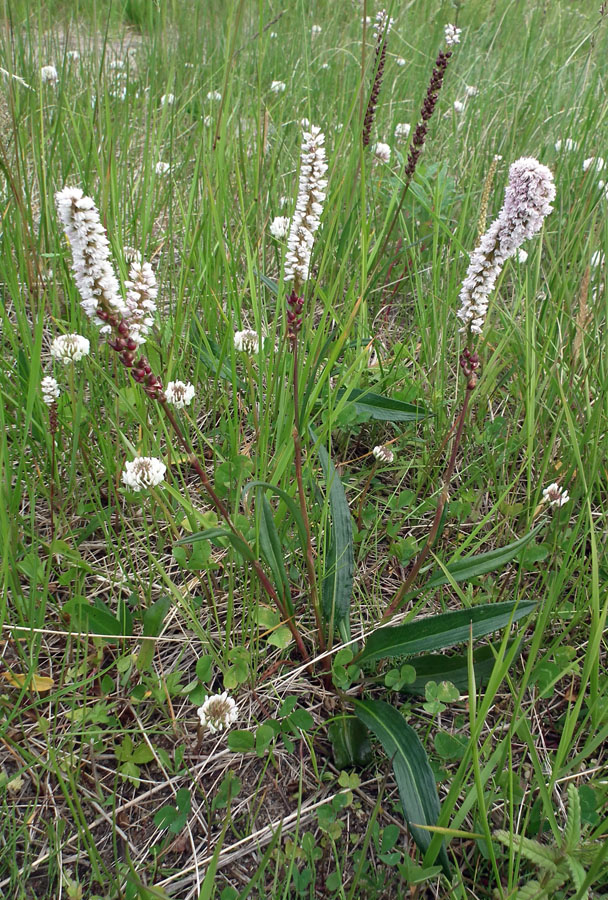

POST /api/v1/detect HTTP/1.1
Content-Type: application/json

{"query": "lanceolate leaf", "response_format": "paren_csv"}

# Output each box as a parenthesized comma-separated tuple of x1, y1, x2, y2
(337, 388, 430, 423)
(423, 524, 543, 591)
(358, 600, 535, 665)
(175, 527, 256, 564)
(315, 438, 354, 641)
(399, 641, 521, 696)
(258, 494, 292, 614)
(353, 699, 450, 875)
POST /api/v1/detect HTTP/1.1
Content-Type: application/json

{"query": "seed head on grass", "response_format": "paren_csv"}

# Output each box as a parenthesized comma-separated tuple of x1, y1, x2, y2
(457, 158, 556, 335)
(197, 692, 238, 733)
(362, 10, 394, 147)
(122, 457, 166, 491)
(50, 333, 90, 363)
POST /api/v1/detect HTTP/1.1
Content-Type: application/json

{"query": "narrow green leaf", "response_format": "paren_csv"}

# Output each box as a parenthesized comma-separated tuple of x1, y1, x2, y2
(258, 494, 292, 612)
(424, 524, 543, 590)
(400, 641, 522, 696)
(337, 388, 430, 423)
(358, 601, 535, 665)
(328, 716, 373, 769)
(314, 435, 354, 641)
(353, 699, 450, 875)
(175, 527, 256, 564)
(82, 604, 123, 637)
(241, 480, 309, 563)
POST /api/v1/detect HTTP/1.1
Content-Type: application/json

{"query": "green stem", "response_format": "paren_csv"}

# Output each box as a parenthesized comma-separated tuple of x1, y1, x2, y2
(382, 383, 473, 622)
(160, 400, 311, 666)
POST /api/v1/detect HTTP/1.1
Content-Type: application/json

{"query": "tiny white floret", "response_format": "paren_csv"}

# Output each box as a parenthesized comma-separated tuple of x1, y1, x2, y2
(270, 80, 286, 93)
(394, 122, 411, 140)
(160, 93, 175, 107)
(444, 24, 461, 46)
(583, 156, 605, 173)
(155, 161, 170, 175)
(207, 90, 222, 101)
(41, 376, 60, 405)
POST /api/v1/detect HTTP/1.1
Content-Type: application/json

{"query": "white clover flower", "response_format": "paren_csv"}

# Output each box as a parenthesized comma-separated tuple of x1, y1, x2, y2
(234, 329, 260, 354)
(373, 445, 394, 464)
(55, 187, 127, 329)
(516, 248, 528, 263)
(457, 158, 556, 334)
(122, 456, 166, 491)
(165, 380, 195, 408)
(203, 114, 213, 127)
(542, 483, 570, 507)
(395, 56, 406, 67)
(41, 65, 58, 85)
(270, 80, 286, 93)
(284, 124, 328, 284)
(453, 99, 465, 113)
(67, 50, 80, 62)
(41, 376, 60, 405)
(197, 692, 238, 734)
(160, 93, 175, 107)
(444, 23, 461, 46)
(50, 333, 90, 363)
(583, 156, 605, 173)
(207, 90, 222, 101)
(394, 122, 411, 140)
(270, 215, 290, 239)
(155, 161, 170, 175)
(465, 84, 479, 97)
(590, 251, 604, 268)
(554, 138, 577, 153)
(311, 24, 322, 36)
(372, 142, 391, 163)
(123, 260, 158, 345)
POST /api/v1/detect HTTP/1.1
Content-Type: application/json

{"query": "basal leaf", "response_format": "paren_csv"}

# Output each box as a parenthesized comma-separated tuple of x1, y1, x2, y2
(358, 601, 535, 665)
(315, 437, 353, 641)
(337, 388, 430, 423)
(424, 524, 543, 590)
(353, 699, 450, 874)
